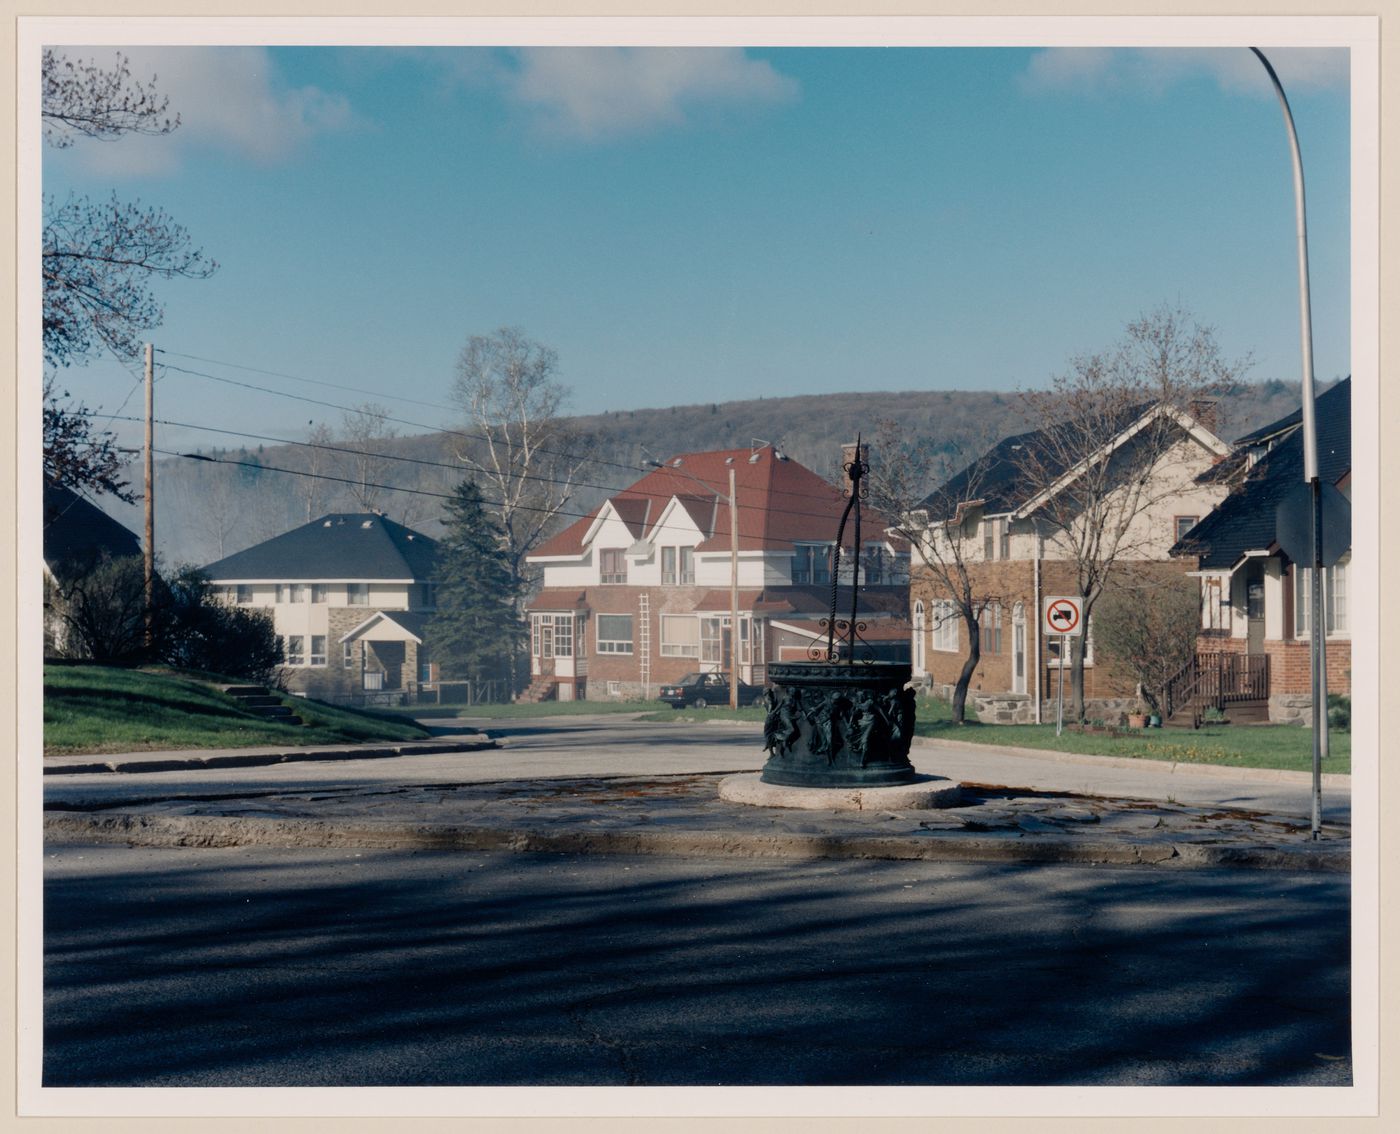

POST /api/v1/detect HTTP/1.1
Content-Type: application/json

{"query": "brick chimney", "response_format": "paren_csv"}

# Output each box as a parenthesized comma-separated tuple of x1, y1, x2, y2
(1187, 397, 1219, 433)
(840, 440, 870, 497)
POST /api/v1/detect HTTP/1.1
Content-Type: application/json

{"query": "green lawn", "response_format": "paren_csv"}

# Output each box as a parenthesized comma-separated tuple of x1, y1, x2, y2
(913, 699, 1350, 775)
(43, 665, 430, 755)
(382, 699, 660, 720)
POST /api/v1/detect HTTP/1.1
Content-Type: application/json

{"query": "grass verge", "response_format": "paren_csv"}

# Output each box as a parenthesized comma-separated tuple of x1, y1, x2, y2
(379, 699, 659, 720)
(44, 665, 430, 756)
(914, 699, 1350, 775)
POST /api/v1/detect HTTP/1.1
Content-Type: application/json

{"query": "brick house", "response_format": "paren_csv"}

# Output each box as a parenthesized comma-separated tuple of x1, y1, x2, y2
(202, 513, 438, 701)
(1172, 378, 1351, 722)
(524, 444, 910, 701)
(906, 403, 1232, 721)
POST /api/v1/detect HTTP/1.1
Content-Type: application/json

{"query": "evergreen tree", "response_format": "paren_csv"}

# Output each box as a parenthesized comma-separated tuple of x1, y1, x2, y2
(426, 481, 521, 684)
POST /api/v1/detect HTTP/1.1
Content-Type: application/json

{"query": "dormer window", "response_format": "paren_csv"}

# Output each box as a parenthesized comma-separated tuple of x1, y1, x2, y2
(600, 549, 627, 585)
(792, 543, 832, 586)
(661, 546, 695, 585)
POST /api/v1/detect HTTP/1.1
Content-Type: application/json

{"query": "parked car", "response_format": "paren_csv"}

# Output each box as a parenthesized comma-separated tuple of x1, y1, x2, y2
(657, 672, 764, 709)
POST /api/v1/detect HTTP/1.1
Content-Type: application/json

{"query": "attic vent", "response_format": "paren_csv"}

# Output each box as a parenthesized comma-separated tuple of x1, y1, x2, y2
(672, 458, 683, 467)
(361, 520, 373, 529)
(725, 456, 734, 464)
(748, 452, 761, 463)
(406, 534, 415, 540)
(323, 520, 333, 527)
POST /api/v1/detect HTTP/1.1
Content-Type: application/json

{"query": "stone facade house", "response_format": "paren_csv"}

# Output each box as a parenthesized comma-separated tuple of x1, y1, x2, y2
(524, 444, 910, 702)
(202, 513, 438, 701)
(1171, 378, 1351, 722)
(906, 403, 1232, 722)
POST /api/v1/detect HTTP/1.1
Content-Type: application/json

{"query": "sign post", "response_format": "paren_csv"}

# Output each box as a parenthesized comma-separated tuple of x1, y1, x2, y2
(1043, 596, 1085, 737)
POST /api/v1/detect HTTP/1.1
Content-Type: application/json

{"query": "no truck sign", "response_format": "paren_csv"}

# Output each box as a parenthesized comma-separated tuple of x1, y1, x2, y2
(1043, 595, 1084, 637)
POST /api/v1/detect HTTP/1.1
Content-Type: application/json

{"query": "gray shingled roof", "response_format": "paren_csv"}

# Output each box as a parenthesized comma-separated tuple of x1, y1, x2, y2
(1173, 378, 1350, 570)
(920, 402, 1157, 517)
(201, 513, 438, 581)
(44, 482, 141, 577)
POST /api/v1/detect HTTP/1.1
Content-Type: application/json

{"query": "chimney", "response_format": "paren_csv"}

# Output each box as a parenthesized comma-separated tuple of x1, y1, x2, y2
(840, 440, 870, 498)
(1187, 397, 1219, 433)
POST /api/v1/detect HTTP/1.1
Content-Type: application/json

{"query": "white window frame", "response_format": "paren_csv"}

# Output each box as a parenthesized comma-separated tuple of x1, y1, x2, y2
(596, 614, 634, 655)
(792, 543, 832, 586)
(661, 546, 677, 585)
(660, 615, 700, 658)
(236, 585, 253, 605)
(931, 600, 959, 652)
(309, 635, 327, 667)
(1294, 559, 1349, 638)
(347, 583, 369, 606)
(285, 634, 305, 666)
(599, 549, 627, 585)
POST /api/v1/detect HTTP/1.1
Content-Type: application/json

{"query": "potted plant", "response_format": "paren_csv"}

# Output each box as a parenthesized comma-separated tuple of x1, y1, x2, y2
(1126, 701, 1150, 729)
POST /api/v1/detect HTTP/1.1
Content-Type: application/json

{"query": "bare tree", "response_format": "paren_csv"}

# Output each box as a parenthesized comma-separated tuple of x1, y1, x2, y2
(450, 327, 598, 689)
(42, 48, 179, 146)
(1010, 304, 1248, 720)
(339, 403, 398, 513)
(298, 421, 337, 521)
(866, 422, 1003, 724)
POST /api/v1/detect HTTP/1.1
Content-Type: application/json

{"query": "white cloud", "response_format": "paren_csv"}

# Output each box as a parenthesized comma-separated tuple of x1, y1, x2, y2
(493, 47, 799, 141)
(49, 46, 361, 176)
(1019, 47, 1349, 99)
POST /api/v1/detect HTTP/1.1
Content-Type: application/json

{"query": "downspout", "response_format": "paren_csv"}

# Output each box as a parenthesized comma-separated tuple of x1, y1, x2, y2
(1033, 527, 1043, 724)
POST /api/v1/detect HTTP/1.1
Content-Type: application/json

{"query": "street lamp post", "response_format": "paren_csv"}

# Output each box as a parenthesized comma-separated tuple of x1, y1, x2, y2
(1250, 46, 1327, 838)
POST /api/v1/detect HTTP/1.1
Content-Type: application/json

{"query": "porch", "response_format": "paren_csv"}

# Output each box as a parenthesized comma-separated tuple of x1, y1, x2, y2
(1163, 653, 1271, 729)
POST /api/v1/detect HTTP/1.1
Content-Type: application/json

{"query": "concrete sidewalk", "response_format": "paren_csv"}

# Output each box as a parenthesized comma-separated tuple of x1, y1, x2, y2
(41, 725, 1351, 873)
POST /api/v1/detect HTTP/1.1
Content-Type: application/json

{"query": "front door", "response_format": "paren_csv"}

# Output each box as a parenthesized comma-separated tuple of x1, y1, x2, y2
(1245, 562, 1266, 655)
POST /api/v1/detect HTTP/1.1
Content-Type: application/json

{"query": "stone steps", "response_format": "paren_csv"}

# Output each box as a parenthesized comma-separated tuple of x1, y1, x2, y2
(219, 684, 305, 727)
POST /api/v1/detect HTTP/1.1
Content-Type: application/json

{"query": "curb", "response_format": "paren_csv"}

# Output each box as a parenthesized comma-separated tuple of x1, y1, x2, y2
(43, 737, 496, 776)
(42, 812, 1350, 874)
(912, 736, 1352, 787)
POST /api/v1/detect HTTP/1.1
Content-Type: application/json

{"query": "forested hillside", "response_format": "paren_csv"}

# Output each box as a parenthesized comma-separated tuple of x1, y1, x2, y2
(111, 379, 1317, 568)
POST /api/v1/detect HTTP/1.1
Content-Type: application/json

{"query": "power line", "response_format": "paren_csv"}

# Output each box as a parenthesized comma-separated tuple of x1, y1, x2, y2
(96, 409, 871, 530)
(150, 361, 851, 509)
(156, 348, 461, 413)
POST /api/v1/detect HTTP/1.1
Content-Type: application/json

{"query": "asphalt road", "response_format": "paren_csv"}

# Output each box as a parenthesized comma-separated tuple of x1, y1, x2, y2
(44, 714, 1350, 823)
(43, 841, 1351, 1088)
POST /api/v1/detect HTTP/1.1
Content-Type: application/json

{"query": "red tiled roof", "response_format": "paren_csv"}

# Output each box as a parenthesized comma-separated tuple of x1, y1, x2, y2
(525, 588, 589, 612)
(529, 446, 897, 560)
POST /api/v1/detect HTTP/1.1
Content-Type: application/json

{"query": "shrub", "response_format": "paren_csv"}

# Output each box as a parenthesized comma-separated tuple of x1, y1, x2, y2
(157, 566, 283, 683)
(1327, 693, 1350, 732)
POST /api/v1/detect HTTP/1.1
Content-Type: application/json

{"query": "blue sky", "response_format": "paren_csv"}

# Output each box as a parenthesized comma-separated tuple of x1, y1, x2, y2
(41, 43, 1352, 454)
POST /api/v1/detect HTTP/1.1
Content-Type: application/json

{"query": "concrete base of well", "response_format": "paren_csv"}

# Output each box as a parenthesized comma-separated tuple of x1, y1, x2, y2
(719, 772, 964, 811)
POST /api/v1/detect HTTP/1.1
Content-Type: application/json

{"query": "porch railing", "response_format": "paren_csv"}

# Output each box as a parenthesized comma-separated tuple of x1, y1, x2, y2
(1163, 653, 1270, 729)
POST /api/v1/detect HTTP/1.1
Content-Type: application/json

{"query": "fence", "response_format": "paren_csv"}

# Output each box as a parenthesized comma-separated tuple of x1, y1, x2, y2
(415, 679, 510, 706)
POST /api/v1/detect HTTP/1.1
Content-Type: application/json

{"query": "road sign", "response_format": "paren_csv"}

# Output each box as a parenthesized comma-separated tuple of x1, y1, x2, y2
(1275, 481, 1350, 568)
(1043, 595, 1084, 637)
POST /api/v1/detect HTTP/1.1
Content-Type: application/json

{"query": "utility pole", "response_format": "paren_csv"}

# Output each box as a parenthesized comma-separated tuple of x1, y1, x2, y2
(729, 465, 740, 710)
(143, 342, 155, 652)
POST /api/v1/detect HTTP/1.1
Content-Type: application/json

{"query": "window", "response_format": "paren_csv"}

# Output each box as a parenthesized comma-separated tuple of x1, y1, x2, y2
(310, 636, 327, 666)
(277, 584, 291, 603)
(236, 585, 253, 605)
(912, 600, 926, 672)
(979, 602, 1002, 655)
(1175, 515, 1200, 543)
(792, 544, 832, 585)
(660, 547, 693, 585)
(596, 614, 634, 654)
(311, 584, 328, 604)
(600, 549, 627, 584)
(552, 615, 573, 657)
(347, 583, 369, 606)
(343, 641, 355, 667)
(285, 635, 305, 666)
(1294, 560, 1349, 637)
(861, 545, 885, 584)
(661, 615, 700, 657)
(419, 583, 436, 608)
(931, 600, 959, 652)
(1001, 521, 1011, 560)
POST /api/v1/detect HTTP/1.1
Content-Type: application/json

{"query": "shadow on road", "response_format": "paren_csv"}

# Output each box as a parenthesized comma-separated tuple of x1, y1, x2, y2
(43, 847, 1350, 1088)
